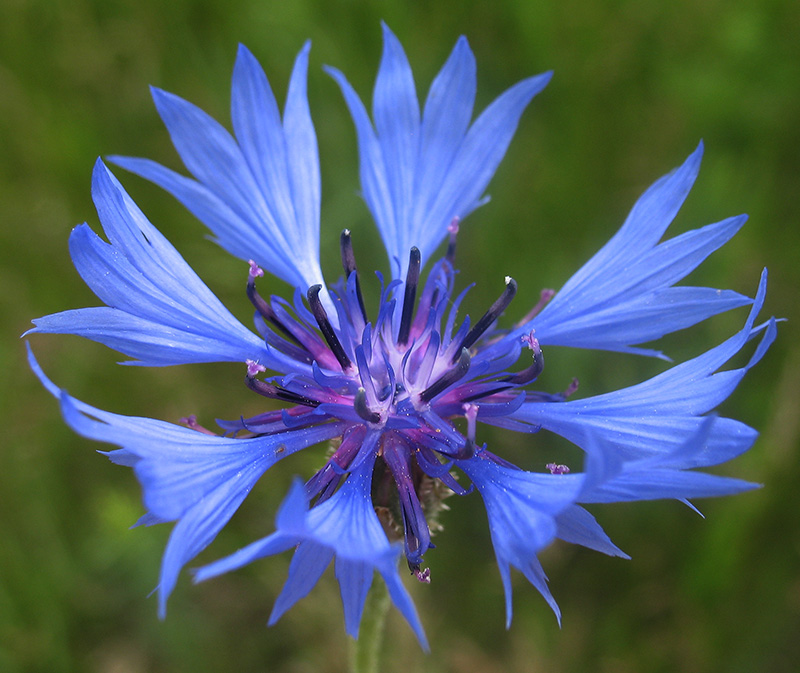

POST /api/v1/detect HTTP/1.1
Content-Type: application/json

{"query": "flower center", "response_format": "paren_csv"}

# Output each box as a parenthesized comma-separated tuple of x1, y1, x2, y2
(235, 229, 552, 579)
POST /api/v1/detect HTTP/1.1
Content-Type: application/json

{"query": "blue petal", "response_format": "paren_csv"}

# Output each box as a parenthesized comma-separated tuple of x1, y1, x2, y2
(27, 161, 275, 367)
(456, 453, 585, 626)
(196, 457, 428, 646)
(110, 43, 326, 294)
(411, 36, 476, 237)
(487, 144, 754, 358)
(270, 541, 335, 626)
(372, 22, 420, 259)
(505, 271, 776, 465)
(335, 559, 374, 638)
(581, 465, 759, 504)
(29, 347, 344, 615)
(329, 26, 550, 278)
(417, 71, 551, 262)
(577, 416, 760, 505)
(555, 505, 629, 558)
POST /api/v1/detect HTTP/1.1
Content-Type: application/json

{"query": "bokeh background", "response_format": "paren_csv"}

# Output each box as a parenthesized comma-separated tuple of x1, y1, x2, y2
(2, 0, 798, 671)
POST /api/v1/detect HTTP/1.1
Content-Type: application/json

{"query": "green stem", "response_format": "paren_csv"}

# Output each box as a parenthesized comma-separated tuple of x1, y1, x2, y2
(348, 578, 390, 673)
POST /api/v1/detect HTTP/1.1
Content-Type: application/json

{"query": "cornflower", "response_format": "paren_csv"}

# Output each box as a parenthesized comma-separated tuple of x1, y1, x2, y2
(28, 24, 776, 649)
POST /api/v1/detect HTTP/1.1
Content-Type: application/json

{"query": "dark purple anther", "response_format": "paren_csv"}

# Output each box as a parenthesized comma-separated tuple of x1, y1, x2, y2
(307, 284, 352, 371)
(245, 372, 320, 407)
(504, 333, 544, 385)
(247, 263, 305, 347)
(455, 276, 517, 360)
(398, 247, 421, 346)
(339, 230, 367, 322)
(420, 347, 471, 404)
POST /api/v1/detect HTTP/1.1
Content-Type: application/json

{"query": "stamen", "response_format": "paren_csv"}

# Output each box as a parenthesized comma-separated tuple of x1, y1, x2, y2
(307, 284, 352, 371)
(245, 374, 320, 407)
(419, 347, 471, 404)
(411, 565, 431, 584)
(179, 414, 217, 435)
(248, 260, 264, 279)
(247, 264, 304, 347)
(546, 463, 570, 475)
(339, 230, 367, 322)
(354, 387, 381, 424)
(504, 333, 544, 385)
(563, 378, 579, 398)
(445, 217, 460, 265)
(398, 247, 421, 346)
(517, 288, 556, 326)
(455, 276, 517, 360)
(246, 359, 266, 377)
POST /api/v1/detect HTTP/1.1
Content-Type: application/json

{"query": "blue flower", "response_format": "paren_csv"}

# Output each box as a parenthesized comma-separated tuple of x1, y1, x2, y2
(28, 23, 776, 648)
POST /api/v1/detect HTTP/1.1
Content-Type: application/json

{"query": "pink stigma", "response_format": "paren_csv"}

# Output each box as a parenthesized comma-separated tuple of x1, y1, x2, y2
(546, 463, 570, 475)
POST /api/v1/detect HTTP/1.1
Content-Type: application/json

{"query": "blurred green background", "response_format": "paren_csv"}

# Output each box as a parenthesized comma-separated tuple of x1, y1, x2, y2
(2, 0, 798, 671)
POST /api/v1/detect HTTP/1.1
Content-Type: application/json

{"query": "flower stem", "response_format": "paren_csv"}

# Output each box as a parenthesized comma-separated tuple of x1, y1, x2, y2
(349, 578, 390, 673)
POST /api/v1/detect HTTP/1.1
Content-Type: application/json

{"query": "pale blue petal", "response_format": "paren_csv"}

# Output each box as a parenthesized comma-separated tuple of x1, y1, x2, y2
(485, 144, 755, 357)
(330, 27, 550, 278)
(325, 65, 396, 257)
(108, 156, 299, 282)
(27, 161, 273, 367)
(411, 36, 476, 234)
(335, 559, 373, 638)
(581, 467, 759, 504)
(378, 565, 429, 651)
(195, 456, 428, 645)
(283, 41, 321, 263)
(577, 417, 760, 508)
(555, 505, 629, 558)
(558, 143, 705, 293)
(457, 453, 584, 625)
(505, 272, 776, 464)
(28, 350, 344, 615)
(270, 542, 334, 625)
(373, 23, 420, 258)
(193, 479, 311, 585)
(418, 71, 552, 260)
(111, 44, 325, 293)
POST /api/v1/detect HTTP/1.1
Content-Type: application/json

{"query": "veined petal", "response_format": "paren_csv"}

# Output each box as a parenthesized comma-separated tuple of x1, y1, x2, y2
(505, 272, 777, 465)
(330, 26, 550, 278)
(28, 161, 273, 367)
(334, 559, 374, 638)
(28, 347, 345, 615)
(555, 505, 629, 558)
(581, 464, 758, 504)
(487, 144, 754, 357)
(110, 43, 326, 293)
(325, 65, 396, 260)
(456, 453, 584, 626)
(373, 23, 420, 259)
(196, 459, 428, 647)
(283, 41, 322, 265)
(561, 143, 705, 292)
(412, 36, 476, 234)
(419, 71, 552, 260)
(576, 416, 760, 508)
